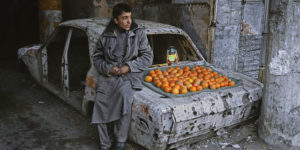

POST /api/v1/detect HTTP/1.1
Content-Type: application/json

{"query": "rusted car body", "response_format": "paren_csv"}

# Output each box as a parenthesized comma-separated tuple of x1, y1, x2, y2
(18, 18, 263, 150)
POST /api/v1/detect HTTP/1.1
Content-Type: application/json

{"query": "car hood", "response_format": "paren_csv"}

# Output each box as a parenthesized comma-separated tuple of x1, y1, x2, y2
(133, 64, 263, 122)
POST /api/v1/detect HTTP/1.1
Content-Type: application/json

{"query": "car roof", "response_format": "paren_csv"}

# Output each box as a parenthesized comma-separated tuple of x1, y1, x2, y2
(59, 18, 186, 37)
(58, 18, 205, 61)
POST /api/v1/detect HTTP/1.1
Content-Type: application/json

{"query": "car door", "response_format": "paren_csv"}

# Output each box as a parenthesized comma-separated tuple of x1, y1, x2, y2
(40, 26, 90, 107)
(40, 26, 70, 95)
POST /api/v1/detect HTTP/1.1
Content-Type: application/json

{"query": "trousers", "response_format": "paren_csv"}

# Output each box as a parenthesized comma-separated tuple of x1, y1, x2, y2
(97, 109, 132, 150)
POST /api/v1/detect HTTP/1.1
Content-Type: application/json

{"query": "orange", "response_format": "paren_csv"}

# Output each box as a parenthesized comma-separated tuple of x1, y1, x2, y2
(201, 81, 209, 89)
(164, 86, 172, 93)
(169, 82, 176, 87)
(215, 83, 221, 89)
(163, 71, 169, 76)
(149, 70, 155, 75)
(171, 69, 178, 74)
(161, 81, 169, 88)
(180, 87, 188, 94)
(189, 86, 197, 92)
(173, 84, 181, 90)
(158, 74, 164, 79)
(155, 68, 161, 72)
(204, 75, 210, 80)
(160, 78, 168, 82)
(153, 79, 160, 84)
(175, 73, 181, 77)
(145, 76, 153, 82)
(191, 76, 198, 81)
(216, 77, 223, 83)
(206, 68, 212, 72)
(171, 87, 180, 95)
(209, 84, 216, 90)
(193, 78, 200, 84)
(224, 81, 229, 87)
(155, 81, 162, 88)
(196, 85, 203, 91)
(187, 78, 193, 83)
(229, 81, 235, 87)
(183, 81, 190, 85)
(175, 80, 184, 86)
(156, 71, 163, 75)
(197, 74, 204, 78)
(220, 82, 226, 87)
(150, 73, 157, 78)
(161, 84, 169, 90)
(193, 82, 200, 87)
(191, 72, 198, 76)
(186, 83, 193, 89)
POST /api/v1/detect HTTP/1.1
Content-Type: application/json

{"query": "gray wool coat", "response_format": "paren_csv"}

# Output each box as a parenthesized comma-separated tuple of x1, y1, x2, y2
(92, 20, 153, 124)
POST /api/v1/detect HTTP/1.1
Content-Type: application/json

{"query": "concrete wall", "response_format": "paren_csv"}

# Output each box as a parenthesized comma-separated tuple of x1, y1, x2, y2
(238, 1, 264, 79)
(259, 1, 300, 149)
(212, 0, 265, 79)
(212, 0, 242, 71)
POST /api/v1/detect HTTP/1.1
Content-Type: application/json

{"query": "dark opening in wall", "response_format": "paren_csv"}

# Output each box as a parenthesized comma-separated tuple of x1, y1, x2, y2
(1, 0, 39, 60)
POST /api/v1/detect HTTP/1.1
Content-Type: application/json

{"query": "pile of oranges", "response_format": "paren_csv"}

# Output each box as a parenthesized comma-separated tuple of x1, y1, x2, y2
(144, 65, 235, 95)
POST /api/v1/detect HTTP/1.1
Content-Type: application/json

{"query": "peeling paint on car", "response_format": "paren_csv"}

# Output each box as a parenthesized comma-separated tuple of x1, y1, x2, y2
(17, 45, 41, 58)
(85, 76, 96, 90)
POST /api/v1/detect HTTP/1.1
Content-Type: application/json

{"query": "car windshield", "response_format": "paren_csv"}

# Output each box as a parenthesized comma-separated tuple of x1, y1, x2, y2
(147, 34, 201, 66)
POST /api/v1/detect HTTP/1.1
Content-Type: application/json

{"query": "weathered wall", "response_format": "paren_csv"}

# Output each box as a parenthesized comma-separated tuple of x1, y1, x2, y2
(259, 0, 300, 149)
(212, 0, 265, 79)
(238, 1, 264, 79)
(62, 0, 93, 20)
(212, 0, 242, 71)
(39, 0, 62, 42)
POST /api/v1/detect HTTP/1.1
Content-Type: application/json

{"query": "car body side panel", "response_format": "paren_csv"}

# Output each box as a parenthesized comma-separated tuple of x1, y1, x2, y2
(18, 45, 42, 83)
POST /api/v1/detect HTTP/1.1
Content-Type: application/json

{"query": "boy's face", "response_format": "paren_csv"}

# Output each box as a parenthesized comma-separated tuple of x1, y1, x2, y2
(114, 12, 132, 31)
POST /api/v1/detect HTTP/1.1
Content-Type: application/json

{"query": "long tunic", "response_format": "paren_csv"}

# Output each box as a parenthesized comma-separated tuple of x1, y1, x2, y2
(92, 26, 146, 124)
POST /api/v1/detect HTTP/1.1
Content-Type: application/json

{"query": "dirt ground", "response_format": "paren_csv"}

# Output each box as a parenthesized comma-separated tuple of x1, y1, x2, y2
(0, 60, 281, 150)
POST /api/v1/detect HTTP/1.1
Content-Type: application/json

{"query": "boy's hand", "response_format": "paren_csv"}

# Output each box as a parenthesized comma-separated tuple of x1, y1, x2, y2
(118, 65, 130, 75)
(109, 66, 120, 76)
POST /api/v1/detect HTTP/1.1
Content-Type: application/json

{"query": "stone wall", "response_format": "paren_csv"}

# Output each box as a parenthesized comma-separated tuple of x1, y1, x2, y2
(212, 0, 265, 79)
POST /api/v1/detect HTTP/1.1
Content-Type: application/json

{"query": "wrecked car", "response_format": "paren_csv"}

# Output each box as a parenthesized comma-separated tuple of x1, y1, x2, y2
(18, 18, 263, 150)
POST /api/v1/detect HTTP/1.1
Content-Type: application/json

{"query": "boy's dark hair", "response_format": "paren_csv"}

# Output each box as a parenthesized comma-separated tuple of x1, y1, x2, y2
(112, 3, 132, 19)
